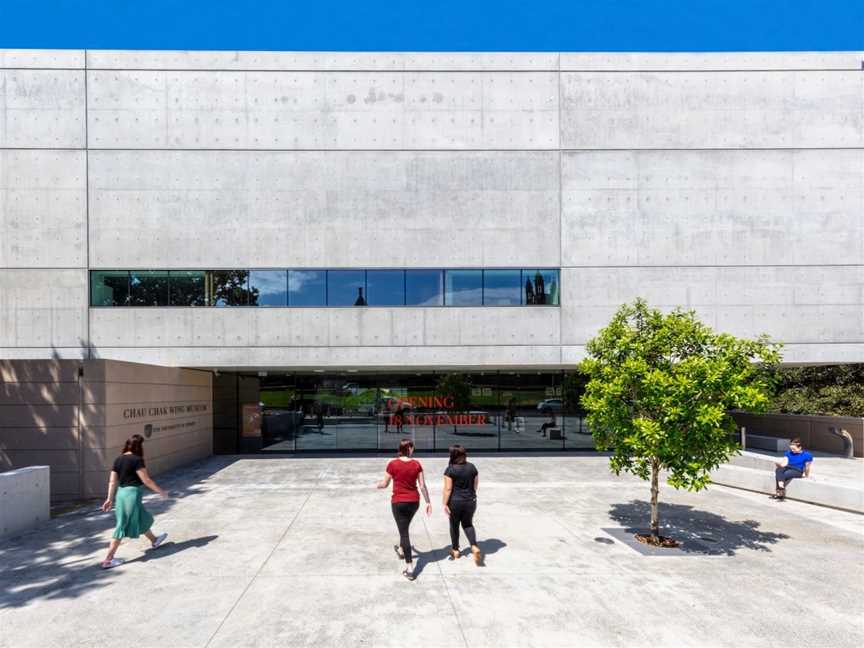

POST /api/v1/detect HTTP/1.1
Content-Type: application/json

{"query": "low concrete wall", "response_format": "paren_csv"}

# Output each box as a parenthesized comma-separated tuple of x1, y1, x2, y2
(731, 412, 864, 458)
(0, 359, 213, 501)
(0, 465, 50, 539)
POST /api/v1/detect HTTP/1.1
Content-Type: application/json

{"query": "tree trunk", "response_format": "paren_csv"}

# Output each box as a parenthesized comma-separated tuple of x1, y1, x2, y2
(650, 458, 660, 541)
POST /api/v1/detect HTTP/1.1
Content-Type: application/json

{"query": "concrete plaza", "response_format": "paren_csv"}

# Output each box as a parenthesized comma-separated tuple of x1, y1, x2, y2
(1, 455, 862, 648)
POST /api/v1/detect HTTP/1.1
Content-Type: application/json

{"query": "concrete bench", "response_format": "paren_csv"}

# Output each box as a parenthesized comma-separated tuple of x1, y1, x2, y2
(711, 452, 863, 514)
(745, 434, 790, 453)
(0, 466, 50, 540)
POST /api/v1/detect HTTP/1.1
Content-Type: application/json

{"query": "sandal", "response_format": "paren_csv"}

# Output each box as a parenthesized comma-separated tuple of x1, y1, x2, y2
(393, 544, 405, 560)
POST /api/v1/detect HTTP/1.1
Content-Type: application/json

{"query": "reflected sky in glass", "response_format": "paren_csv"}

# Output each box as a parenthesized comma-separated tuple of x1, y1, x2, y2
(289, 270, 326, 306)
(250, 270, 288, 306)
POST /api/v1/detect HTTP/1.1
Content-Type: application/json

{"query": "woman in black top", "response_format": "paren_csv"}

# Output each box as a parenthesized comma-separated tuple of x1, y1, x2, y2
(99, 434, 169, 569)
(442, 444, 483, 566)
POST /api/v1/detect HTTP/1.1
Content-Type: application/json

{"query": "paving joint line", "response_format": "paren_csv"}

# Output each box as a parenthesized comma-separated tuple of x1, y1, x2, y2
(420, 513, 470, 648)
(202, 482, 319, 647)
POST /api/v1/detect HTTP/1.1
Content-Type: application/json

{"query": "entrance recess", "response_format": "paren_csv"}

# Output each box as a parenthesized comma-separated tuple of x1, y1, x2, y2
(246, 371, 594, 453)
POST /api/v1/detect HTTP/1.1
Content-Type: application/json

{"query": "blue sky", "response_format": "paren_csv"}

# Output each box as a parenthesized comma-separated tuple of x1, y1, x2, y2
(0, 0, 862, 51)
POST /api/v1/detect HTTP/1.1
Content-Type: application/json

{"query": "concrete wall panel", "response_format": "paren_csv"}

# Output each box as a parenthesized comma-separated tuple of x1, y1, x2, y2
(88, 150, 560, 267)
(559, 52, 864, 71)
(560, 266, 864, 345)
(0, 150, 87, 268)
(0, 70, 85, 148)
(87, 50, 560, 71)
(0, 269, 87, 348)
(90, 306, 561, 350)
(561, 71, 864, 149)
(0, 49, 84, 69)
(561, 149, 864, 266)
(91, 344, 563, 369)
(87, 70, 558, 149)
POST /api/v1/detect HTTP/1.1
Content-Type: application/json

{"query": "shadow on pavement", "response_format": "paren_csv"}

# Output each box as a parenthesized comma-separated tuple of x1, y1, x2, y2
(0, 458, 238, 610)
(124, 535, 219, 564)
(411, 537, 507, 578)
(608, 500, 790, 556)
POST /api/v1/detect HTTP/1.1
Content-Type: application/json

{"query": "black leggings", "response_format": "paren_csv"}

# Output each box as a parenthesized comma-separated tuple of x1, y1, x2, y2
(391, 501, 419, 563)
(448, 500, 478, 550)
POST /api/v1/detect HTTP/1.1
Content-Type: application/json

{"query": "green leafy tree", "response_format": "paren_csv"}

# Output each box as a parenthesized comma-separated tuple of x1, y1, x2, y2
(771, 364, 864, 417)
(579, 300, 781, 544)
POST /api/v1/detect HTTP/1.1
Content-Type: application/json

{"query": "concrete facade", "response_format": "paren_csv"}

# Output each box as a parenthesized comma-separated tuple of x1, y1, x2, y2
(0, 49, 862, 369)
(0, 359, 212, 501)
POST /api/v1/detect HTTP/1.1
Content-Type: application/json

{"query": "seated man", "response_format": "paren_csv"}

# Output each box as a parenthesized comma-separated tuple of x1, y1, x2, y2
(772, 437, 814, 500)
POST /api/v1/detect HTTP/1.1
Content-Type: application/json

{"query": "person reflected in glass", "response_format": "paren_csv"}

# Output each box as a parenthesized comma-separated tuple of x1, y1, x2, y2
(442, 444, 483, 565)
(99, 435, 169, 569)
(315, 402, 325, 433)
(376, 439, 431, 581)
(538, 407, 556, 438)
(505, 397, 517, 433)
(395, 404, 406, 435)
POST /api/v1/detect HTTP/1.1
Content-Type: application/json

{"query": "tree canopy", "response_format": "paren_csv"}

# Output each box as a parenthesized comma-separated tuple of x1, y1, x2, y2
(579, 299, 782, 542)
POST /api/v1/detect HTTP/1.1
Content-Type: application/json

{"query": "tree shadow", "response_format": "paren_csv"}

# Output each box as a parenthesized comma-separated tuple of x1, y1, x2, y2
(0, 458, 237, 610)
(607, 500, 790, 556)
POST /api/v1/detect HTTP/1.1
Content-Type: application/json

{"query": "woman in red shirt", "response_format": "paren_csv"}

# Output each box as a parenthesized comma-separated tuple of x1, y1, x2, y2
(377, 438, 431, 580)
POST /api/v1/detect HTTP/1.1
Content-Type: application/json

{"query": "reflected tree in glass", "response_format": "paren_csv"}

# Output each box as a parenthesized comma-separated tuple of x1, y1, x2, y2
(170, 271, 207, 306)
(129, 271, 170, 306)
(210, 270, 254, 306)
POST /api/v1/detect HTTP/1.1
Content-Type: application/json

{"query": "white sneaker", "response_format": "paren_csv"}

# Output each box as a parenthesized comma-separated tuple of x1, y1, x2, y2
(151, 532, 168, 549)
(101, 558, 124, 570)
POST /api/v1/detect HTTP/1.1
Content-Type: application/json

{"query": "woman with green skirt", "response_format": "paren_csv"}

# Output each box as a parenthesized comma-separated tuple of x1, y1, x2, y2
(100, 434, 169, 569)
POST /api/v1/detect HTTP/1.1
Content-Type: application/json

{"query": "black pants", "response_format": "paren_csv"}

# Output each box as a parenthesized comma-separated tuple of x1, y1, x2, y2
(391, 501, 419, 563)
(776, 466, 803, 487)
(448, 499, 478, 550)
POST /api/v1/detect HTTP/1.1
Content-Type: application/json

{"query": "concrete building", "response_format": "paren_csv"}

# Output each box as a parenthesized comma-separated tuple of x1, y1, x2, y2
(1, 49, 863, 472)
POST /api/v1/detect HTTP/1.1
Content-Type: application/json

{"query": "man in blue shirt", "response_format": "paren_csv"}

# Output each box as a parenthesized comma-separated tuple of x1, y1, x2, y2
(772, 438, 814, 500)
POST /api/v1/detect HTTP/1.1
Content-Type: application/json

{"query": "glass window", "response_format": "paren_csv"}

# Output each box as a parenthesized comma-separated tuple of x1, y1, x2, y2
(445, 270, 482, 306)
(170, 271, 207, 306)
(249, 270, 288, 307)
(405, 270, 443, 306)
(209, 270, 250, 306)
(129, 271, 170, 306)
(366, 270, 405, 306)
(328, 270, 366, 306)
(90, 271, 129, 306)
(288, 270, 326, 306)
(483, 270, 522, 305)
(523, 269, 560, 306)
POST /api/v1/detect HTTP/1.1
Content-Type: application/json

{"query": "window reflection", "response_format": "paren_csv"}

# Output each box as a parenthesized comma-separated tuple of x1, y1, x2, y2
(523, 269, 559, 306)
(445, 270, 482, 306)
(328, 270, 366, 306)
(91, 271, 130, 306)
(405, 270, 443, 306)
(367, 270, 405, 306)
(482, 270, 521, 305)
(130, 271, 170, 306)
(249, 270, 288, 307)
(170, 271, 207, 306)
(91, 268, 560, 308)
(210, 270, 251, 306)
(289, 270, 326, 306)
